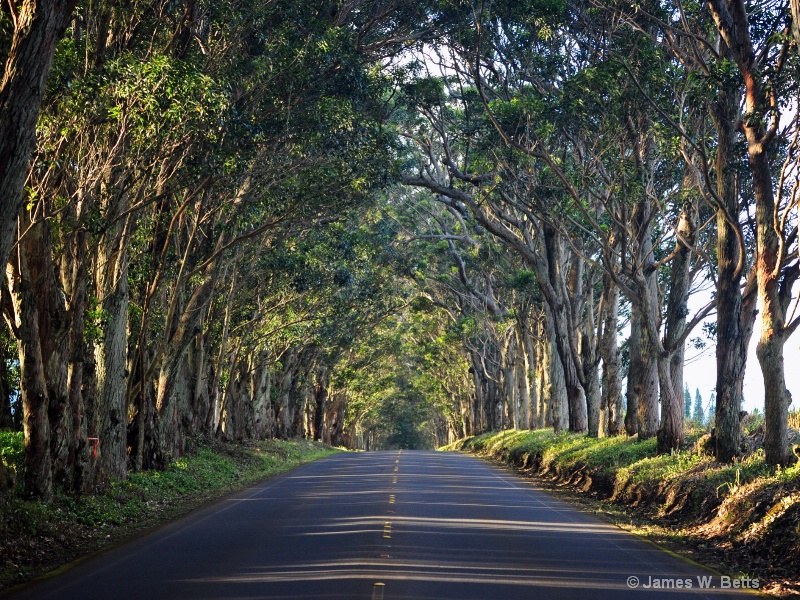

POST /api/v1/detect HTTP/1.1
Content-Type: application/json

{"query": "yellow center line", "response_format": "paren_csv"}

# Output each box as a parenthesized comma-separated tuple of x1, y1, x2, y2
(372, 582, 385, 600)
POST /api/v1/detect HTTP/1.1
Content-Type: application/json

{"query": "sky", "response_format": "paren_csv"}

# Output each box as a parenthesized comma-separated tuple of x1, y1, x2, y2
(682, 289, 800, 417)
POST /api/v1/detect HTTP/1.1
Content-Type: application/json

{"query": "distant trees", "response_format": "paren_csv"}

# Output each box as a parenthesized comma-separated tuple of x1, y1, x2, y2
(684, 385, 692, 422)
(693, 390, 705, 427)
(2, 0, 800, 500)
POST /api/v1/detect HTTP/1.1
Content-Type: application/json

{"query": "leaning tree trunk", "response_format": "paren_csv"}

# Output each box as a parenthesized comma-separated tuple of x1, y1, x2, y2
(0, 0, 77, 270)
(657, 191, 698, 453)
(751, 145, 792, 465)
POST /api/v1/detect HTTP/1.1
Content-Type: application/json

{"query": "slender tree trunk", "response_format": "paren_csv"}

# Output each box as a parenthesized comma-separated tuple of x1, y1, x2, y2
(657, 189, 698, 452)
(705, 0, 794, 466)
(502, 333, 518, 429)
(95, 233, 130, 479)
(65, 216, 90, 492)
(637, 297, 660, 439)
(523, 327, 538, 430)
(517, 325, 532, 429)
(625, 302, 641, 436)
(543, 227, 588, 432)
(543, 306, 569, 431)
(631, 206, 660, 440)
(751, 145, 792, 465)
(578, 273, 601, 437)
(313, 366, 329, 441)
(599, 275, 623, 435)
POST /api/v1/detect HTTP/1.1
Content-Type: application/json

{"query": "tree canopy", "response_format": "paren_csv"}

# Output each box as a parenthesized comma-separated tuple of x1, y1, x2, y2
(1, 0, 800, 498)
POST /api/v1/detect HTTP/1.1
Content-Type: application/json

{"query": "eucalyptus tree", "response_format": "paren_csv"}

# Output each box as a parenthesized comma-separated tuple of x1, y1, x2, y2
(607, 0, 799, 463)
(3, 0, 444, 495)
(396, 0, 725, 453)
(703, 0, 800, 465)
(0, 0, 76, 274)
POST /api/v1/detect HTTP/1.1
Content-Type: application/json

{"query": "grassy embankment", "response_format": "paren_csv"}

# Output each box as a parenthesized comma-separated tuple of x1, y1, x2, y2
(442, 425, 800, 598)
(0, 433, 340, 591)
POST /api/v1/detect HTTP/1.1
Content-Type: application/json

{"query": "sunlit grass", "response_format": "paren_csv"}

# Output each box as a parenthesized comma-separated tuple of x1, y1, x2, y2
(445, 428, 800, 509)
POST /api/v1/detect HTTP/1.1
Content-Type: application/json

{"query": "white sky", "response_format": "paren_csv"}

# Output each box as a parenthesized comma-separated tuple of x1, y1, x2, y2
(682, 290, 800, 416)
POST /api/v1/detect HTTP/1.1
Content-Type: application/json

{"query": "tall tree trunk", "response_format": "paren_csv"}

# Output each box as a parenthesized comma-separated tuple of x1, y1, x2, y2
(517, 325, 532, 429)
(631, 205, 660, 440)
(625, 304, 641, 437)
(657, 189, 698, 453)
(65, 215, 90, 492)
(751, 143, 792, 465)
(312, 366, 329, 441)
(0, 0, 77, 270)
(543, 306, 569, 431)
(710, 58, 750, 462)
(637, 296, 660, 439)
(705, 0, 794, 466)
(543, 226, 588, 433)
(31, 228, 71, 489)
(522, 326, 538, 430)
(8, 242, 52, 499)
(599, 275, 623, 435)
(578, 271, 600, 437)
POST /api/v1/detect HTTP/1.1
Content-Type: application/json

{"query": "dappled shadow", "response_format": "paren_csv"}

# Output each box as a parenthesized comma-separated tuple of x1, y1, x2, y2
(9, 451, 756, 600)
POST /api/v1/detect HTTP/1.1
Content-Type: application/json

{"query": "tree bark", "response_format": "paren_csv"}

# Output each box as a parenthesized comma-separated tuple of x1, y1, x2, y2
(8, 242, 52, 499)
(0, 0, 77, 270)
(710, 67, 752, 462)
(599, 274, 624, 435)
(704, 0, 794, 464)
(657, 190, 698, 453)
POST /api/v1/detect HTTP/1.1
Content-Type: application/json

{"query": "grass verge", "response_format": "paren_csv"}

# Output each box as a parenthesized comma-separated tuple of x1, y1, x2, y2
(443, 430, 800, 598)
(0, 437, 340, 591)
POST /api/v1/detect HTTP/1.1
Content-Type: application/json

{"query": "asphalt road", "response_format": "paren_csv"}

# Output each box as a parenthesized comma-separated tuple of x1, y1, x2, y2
(6, 451, 759, 600)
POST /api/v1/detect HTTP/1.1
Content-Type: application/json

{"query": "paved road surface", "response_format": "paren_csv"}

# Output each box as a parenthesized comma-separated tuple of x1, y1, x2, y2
(5, 451, 758, 599)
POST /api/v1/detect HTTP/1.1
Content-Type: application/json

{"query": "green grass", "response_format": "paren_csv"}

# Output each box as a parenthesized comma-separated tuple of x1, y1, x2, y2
(451, 429, 660, 478)
(446, 429, 799, 508)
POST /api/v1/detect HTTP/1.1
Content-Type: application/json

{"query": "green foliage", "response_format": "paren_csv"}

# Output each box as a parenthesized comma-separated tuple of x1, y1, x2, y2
(0, 431, 23, 479)
(684, 383, 692, 420)
(693, 388, 705, 425)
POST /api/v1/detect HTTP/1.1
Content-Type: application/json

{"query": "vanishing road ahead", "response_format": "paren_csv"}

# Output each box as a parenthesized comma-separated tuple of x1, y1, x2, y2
(7, 451, 757, 600)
